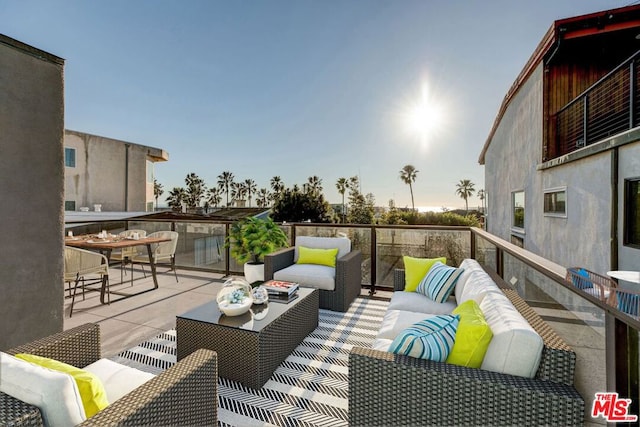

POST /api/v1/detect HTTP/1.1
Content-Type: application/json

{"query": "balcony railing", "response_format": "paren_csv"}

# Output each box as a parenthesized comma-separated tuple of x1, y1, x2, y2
(66, 218, 640, 420)
(554, 50, 640, 157)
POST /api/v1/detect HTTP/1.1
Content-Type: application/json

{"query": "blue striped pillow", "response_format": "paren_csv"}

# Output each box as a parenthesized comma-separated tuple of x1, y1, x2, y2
(416, 261, 464, 303)
(388, 315, 459, 362)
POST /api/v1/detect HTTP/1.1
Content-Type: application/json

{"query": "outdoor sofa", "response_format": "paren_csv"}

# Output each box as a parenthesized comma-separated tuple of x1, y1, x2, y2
(0, 323, 217, 426)
(349, 258, 585, 426)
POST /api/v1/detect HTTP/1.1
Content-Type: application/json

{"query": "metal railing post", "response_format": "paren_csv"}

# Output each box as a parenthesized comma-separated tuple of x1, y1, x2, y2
(370, 226, 377, 296)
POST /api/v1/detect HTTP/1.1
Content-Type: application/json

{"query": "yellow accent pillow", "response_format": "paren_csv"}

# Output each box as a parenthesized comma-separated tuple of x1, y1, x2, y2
(446, 300, 493, 368)
(15, 353, 109, 417)
(297, 246, 339, 267)
(402, 256, 446, 292)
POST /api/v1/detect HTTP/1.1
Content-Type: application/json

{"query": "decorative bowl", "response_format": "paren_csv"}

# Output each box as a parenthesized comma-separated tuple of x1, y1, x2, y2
(252, 286, 269, 305)
(217, 277, 254, 316)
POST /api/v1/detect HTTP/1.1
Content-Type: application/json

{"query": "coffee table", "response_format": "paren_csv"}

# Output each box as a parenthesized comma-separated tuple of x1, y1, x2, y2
(176, 287, 319, 389)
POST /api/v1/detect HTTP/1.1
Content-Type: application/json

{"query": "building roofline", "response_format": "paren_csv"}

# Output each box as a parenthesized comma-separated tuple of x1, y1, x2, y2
(478, 4, 640, 165)
(65, 129, 169, 162)
(0, 33, 64, 65)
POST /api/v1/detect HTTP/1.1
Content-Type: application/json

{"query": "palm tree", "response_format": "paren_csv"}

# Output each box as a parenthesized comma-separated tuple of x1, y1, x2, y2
(305, 175, 323, 196)
(477, 189, 486, 214)
(256, 188, 270, 207)
(244, 179, 257, 207)
(184, 172, 206, 209)
(217, 171, 234, 207)
(153, 179, 164, 210)
(231, 182, 247, 206)
(270, 176, 284, 200)
(336, 177, 348, 223)
(399, 165, 418, 211)
(167, 187, 186, 212)
(455, 179, 476, 214)
(206, 187, 222, 208)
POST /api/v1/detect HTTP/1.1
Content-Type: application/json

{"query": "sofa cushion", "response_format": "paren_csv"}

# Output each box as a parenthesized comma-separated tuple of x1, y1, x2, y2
(446, 300, 493, 368)
(479, 291, 543, 378)
(297, 246, 339, 267)
(15, 353, 109, 418)
(273, 263, 336, 291)
(416, 262, 464, 303)
(455, 260, 501, 304)
(294, 236, 350, 262)
(402, 256, 446, 292)
(83, 358, 155, 403)
(389, 315, 459, 362)
(378, 309, 446, 340)
(387, 291, 456, 314)
(372, 338, 393, 352)
(0, 351, 86, 426)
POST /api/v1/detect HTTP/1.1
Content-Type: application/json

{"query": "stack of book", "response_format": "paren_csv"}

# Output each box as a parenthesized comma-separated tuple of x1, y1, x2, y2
(263, 280, 299, 303)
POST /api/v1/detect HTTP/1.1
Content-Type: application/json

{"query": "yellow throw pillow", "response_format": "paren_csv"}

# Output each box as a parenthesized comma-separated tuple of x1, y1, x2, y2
(15, 353, 109, 417)
(297, 246, 339, 267)
(446, 299, 493, 368)
(402, 256, 446, 292)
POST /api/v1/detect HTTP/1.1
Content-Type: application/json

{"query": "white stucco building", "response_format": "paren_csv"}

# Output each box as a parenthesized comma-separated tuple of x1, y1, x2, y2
(480, 5, 640, 275)
(64, 129, 169, 212)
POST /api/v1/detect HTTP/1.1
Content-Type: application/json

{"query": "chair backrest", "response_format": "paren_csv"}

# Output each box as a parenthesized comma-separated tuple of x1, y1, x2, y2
(118, 229, 147, 239)
(147, 231, 179, 261)
(610, 287, 640, 317)
(64, 247, 108, 281)
(294, 236, 351, 263)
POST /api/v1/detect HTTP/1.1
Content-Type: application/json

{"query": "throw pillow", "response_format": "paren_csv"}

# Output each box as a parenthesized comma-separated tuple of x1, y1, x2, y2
(570, 268, 593, 289)
(296, 246, 339, 267)
(388, 314, 459, 362)
(402, 256, 446, 292)
(15, 353, 109, 418)
(416, 261, 464, 303)
(446, 299, 493, 368)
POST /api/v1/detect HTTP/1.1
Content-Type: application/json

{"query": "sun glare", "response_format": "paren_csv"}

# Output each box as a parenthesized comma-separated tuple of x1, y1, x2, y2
(402, 82, 446, 146)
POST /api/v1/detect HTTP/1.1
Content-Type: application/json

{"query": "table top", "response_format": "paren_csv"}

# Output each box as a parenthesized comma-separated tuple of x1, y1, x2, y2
(177, 287, 315, 333)
(65, 234, 171, 249)
(607, 270, 640, 284)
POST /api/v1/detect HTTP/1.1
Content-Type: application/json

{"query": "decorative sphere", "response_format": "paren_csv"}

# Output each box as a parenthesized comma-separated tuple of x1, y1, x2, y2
(217, 277, 254, 316)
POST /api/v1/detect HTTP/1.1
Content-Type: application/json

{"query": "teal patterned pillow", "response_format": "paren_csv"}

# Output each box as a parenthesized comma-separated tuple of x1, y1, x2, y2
(416, 261, 464, 303)
(389, 315, 459, 361)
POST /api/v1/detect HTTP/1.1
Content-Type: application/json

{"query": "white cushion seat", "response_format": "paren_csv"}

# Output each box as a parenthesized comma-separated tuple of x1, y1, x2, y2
(377, 309, 441, 341)
(274, 263, 336, 291)
(83, 358, 156, 403)
(387, 291, 456, 314)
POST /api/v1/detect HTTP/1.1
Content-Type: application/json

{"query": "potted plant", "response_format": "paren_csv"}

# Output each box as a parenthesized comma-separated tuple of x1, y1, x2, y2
(226, 217, 289, 284)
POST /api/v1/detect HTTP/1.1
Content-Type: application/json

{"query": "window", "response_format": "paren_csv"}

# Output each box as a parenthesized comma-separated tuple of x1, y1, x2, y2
(64, 201, 76, 211)
(512, 191, 525, 230)
(624, 178, 640, 247)
(146, 160, 154, 183)
(64, 148, 76, 167)
(543, 188, 567, 217)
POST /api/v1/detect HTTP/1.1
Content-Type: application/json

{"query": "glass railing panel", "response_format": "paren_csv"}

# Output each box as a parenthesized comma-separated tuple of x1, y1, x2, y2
(375, 228, 471, 289)
(173, 222, 228, 272)
(474, 235, 497, 271)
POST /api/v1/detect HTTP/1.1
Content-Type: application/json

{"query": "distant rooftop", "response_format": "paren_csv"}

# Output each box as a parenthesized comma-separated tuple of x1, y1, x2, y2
(65, 207, 270, 225)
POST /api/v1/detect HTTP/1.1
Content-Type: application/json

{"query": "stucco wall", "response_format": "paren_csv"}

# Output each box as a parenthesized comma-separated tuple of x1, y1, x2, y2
(64, 130, 156, 211)
(0, 36, 64, 348)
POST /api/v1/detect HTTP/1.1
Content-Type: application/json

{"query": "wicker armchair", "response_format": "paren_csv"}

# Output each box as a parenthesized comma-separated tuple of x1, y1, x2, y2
(0, 323, 217, 426)
(64, 247, 110, 317)
(349, 269, 585, 426)
(264, 236, 362, 312)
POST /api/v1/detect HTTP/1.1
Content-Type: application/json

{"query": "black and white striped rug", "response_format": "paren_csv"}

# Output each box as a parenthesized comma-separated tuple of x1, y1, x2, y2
(111, 297, 389, 426)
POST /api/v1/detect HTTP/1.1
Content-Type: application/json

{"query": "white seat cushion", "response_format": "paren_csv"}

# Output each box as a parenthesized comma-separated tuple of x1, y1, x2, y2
(274, 263, 336, 291)
(294, 236, 351, 261)
(372, 338, 393, 352)
(0, 351, 86, 426)
(479, 292, 543, 378)
(456, 259, 501, 304)
(83, 358, 155, 403)
(377, 309, 441, 341)
(388, 291, 456, 314)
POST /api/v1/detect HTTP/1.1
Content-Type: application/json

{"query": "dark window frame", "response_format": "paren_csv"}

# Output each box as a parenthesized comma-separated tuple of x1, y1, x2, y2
(624, 177, 640, 249)
(64, 147, 76, 168)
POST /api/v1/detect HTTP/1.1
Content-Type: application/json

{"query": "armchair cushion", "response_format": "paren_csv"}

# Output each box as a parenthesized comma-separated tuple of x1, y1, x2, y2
(83, 358, 155, 403)
(0, 351, 86, 426)
(294, 236, 350, 261)
(14, 353, 108, 418)
(297, 246, 339, 267)
(274, 263, 336, 291)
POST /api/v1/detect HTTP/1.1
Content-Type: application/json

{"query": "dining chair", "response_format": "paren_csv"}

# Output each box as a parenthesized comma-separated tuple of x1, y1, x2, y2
(131, 231, 179, 282)
(64, 246, 110, 317)
(110, 229, 147, 285)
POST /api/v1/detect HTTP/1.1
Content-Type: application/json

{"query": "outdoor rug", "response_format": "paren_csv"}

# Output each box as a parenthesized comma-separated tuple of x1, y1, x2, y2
(111, 296, 389, 426)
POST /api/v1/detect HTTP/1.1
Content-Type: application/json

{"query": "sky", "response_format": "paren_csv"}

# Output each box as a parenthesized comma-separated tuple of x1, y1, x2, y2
(1, 0, 633, 211)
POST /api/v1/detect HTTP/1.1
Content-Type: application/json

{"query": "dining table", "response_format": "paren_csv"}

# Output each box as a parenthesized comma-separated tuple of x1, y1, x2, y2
(65, 233, 172, 304)
(606, 270, 640, 285)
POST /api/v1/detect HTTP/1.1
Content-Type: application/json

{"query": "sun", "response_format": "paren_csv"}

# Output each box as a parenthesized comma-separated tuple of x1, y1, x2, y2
(402, 82, 446, 145)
